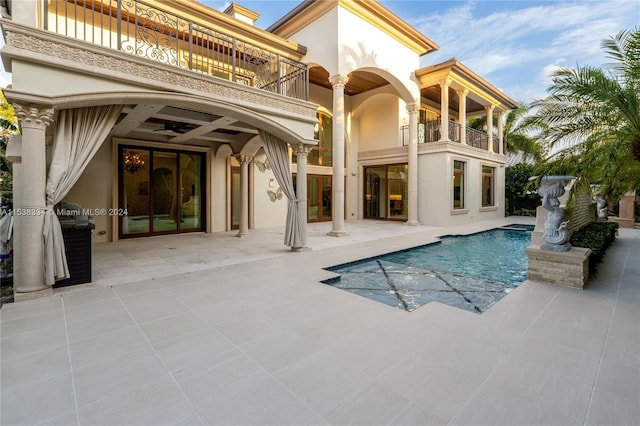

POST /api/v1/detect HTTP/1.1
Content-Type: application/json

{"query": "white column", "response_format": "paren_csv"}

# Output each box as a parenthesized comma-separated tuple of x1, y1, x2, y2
(12, 103, 54, 296)
(497, 110, 505, 155)
(439, 79, 451, 141)
(457, 89, 468, 145)
(328, 74, 349, 237)
(406, 103, 419, 225)
(235, 154, 251, 237)
(485, 105, 495, 153)
(293, 143, 312, 250)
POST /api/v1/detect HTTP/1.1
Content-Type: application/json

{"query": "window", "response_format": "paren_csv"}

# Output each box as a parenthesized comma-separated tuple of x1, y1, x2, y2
(453, 160, 465, 209)
(482, 165, 495, 207)
(293, 112, 332, 166)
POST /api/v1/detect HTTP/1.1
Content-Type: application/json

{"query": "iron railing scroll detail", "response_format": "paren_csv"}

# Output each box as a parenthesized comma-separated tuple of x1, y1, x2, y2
(43, 0, 309, 101)
(401, 120, 491, 151)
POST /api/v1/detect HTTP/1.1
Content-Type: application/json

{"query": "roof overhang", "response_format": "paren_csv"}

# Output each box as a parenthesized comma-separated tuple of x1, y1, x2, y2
(416, 58, 519, 111)
(166, 0, 307, 56)
(268, 0, 438, 56)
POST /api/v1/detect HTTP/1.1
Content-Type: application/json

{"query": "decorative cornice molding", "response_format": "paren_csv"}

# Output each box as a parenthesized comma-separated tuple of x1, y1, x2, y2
(12, 103, 54, 130)
(3, 26, 316, 119)
(357, 145, 408, 161)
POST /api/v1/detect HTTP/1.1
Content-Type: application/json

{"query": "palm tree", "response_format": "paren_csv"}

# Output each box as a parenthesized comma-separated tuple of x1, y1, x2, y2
(468, 104, 545, 162)
(527, 28, 640, 203)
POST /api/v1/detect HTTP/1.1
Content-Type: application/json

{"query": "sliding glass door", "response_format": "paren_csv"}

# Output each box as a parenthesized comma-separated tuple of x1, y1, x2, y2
(364, 164, 408, 221)
(119, 146, 205, 238)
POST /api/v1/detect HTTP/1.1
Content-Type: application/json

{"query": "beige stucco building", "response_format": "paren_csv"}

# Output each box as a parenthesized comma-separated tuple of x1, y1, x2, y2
(1, 0, 518, 297)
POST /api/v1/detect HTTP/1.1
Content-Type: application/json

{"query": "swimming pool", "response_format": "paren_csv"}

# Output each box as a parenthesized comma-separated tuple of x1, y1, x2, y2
(322, 225, 532, 313)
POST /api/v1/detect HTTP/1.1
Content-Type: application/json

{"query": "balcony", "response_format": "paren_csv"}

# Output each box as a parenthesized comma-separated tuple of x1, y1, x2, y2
(41, 0, 308, 101)
(401, 120, 500, 152)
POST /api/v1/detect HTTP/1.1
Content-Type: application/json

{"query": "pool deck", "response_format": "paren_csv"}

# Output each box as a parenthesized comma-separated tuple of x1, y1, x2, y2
(1, 217, 638, 425)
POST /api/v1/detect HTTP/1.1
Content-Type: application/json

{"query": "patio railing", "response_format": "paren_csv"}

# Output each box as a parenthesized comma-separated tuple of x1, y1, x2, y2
(42, 0, 309, 101)
(401, 120, 499, 152)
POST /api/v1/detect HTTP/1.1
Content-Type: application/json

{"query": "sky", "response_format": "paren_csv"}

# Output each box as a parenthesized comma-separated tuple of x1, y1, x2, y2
(1, 0, 638, 104)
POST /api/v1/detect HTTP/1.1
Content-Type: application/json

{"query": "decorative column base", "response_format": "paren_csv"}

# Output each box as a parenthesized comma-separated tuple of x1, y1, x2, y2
(235, 232, 249, 238)
(405, 220, 420, 226)
(525, 245, 591, 289)
(327, 230, 348, 237)
(14, 287, 53, 302)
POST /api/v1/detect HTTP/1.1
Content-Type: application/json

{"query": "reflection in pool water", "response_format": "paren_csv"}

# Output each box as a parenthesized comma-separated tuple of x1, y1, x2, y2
(322, 225, 532, 313)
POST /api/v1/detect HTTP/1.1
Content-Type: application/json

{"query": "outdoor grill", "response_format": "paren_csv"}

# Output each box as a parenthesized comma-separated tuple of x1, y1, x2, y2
(54, 202, 95, 288)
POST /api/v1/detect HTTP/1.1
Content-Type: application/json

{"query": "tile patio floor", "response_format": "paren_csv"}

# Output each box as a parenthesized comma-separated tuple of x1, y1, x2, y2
(1, 218, 638, 425)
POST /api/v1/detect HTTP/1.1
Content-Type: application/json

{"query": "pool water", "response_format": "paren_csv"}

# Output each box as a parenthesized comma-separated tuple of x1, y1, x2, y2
(322, 225, 532, 313)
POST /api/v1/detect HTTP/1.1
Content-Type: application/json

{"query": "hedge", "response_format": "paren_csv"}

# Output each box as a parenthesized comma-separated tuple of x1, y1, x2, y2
(570, 221, 619, 276)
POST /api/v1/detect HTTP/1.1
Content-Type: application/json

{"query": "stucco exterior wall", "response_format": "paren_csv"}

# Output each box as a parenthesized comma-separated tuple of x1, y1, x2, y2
(62, 139, 113, 243)
(210, 156, 227, 233)
(309, 85, 333, 113)
(355, 93, 399, 152)
(282, 8, 340, 74)
(283, 6, 419, 102)
(418, 148, 505, 226)
(252, 161, 287, 229)
(335, 8, 419, 101)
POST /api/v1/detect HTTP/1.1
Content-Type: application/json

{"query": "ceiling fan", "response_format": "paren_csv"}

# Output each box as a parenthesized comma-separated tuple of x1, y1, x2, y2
(154, 120, 190, 134)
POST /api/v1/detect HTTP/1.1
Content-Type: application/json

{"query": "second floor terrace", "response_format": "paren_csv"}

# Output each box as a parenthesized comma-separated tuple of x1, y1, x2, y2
(401, 120, 501, 153)
(23, 0, 309, 101)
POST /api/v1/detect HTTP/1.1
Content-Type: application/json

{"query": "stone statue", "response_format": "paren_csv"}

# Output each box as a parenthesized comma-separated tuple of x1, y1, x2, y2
(538, 176, 573, 252)
(595, 195, 608, 222)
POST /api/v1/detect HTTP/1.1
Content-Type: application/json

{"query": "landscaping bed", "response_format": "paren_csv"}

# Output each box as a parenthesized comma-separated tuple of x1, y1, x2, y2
(570, 221, 619, 276)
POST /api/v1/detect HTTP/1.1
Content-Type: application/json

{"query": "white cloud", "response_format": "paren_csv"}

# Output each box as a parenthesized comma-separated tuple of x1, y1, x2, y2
(411, 0, 639, 102)
(539, 62, 565, 86)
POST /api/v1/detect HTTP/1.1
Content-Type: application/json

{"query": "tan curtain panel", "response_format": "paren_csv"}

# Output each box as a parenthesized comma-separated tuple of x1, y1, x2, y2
(43, 105, 123, 285)
(258, 130, 303, 248)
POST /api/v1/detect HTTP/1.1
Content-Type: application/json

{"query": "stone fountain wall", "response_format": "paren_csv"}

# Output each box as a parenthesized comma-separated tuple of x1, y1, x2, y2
(568, 186, 597, 233)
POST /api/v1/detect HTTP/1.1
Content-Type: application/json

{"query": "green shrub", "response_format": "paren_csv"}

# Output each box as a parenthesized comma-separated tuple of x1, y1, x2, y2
(505, 164, 540, 216)
(570, 222, 619, 276)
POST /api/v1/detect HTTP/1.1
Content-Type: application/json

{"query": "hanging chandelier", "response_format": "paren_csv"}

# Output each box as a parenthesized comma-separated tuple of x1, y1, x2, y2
(124, 151, 145, 174)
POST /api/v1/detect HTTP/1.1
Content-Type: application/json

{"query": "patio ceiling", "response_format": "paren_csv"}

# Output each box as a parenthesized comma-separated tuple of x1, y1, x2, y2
(309, 66, 390, 96)
(110, 104, 260, 153)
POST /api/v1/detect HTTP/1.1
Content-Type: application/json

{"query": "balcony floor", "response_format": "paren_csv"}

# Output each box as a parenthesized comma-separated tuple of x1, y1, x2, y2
(1, 219, 638, 425)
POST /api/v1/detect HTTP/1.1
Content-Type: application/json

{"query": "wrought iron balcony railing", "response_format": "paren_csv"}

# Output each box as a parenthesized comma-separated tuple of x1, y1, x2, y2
(401, 120, 499, 152)
(42, 0, 309, 101)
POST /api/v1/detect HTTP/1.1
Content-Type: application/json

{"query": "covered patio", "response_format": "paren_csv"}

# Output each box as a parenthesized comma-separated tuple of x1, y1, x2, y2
(1, 218, 638, 425)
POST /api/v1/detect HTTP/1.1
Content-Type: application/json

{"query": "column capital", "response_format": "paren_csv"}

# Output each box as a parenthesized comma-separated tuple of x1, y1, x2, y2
(456, 88, 469, 97)
(484, 104, 496, 113)
(13, 103, 54, 130)
(294, 142, 313, 157)
(406, 103, 420, 114)
(234, 154, 252, 166)
(438, 78, 452, 88)
(328, 74, 349, 89)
